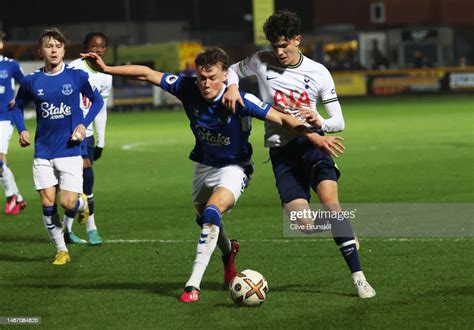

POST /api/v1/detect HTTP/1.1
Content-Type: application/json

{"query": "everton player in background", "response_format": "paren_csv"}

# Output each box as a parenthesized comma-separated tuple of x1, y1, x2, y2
(0, 31, 27, 215)
(223, 10, 375, 298)
(82, 47, 344, 302)
(11, 28, 104, 265)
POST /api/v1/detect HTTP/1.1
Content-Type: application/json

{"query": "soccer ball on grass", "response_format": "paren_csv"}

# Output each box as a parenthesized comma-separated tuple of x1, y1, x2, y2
(229, 269, 268, 306)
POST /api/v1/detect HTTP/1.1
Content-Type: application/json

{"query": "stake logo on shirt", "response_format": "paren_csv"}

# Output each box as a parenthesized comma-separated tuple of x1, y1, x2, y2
(196, 125, 231, 146)
(40, 102, 72, 119)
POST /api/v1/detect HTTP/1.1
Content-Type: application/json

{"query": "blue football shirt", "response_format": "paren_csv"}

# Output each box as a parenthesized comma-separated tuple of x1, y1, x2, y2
(0, 55, 25, 122)
(160, 73, 271, 168)
(12, 64, 103, 159)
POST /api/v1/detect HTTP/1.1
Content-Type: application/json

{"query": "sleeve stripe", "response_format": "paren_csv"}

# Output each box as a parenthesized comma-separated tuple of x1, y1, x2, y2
(322, 97, 338, 104)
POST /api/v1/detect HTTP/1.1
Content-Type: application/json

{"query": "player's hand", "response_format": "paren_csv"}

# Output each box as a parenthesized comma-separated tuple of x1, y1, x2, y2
(71, 124, 86, 142)
(299, 109, 322, 129)
(93, 146, 103, 161)
(80, 52, 107, 72)
(8, 99, 15, 109)
(222, 84, 244, 113)
(307, 134, 345, 158)
(19, 131, 30, 147)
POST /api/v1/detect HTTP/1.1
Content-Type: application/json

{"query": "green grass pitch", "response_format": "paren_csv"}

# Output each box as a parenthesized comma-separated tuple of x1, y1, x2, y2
(1, 94, 473, 328)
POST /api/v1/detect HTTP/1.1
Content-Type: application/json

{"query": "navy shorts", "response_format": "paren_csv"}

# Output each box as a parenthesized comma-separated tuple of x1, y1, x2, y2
(81, 136, 95, 164)
(269, 136, 340, 204)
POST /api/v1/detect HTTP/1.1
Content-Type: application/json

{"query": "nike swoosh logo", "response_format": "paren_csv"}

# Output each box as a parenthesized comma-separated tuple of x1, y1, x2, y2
(266, 76, 277, 80)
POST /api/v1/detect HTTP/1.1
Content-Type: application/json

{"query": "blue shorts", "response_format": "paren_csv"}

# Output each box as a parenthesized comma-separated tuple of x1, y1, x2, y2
(269, 136, 340, 204)
(81, 136, 95, 164)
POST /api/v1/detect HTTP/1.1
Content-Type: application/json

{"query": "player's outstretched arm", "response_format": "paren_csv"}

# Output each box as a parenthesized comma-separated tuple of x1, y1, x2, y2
(265, 108, 345, 158)
(81, 52, 164, 86)
(222, 67, 244, 112)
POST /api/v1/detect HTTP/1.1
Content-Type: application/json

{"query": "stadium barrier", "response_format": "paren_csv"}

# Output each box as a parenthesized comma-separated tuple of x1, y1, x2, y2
(112, 66, 474, 109)
(333, 66, 474, 97)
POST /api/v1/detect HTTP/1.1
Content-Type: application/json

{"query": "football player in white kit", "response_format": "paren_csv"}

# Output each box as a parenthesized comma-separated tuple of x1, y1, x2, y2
(224, 10, 376, 299)
(67, 32, 112, 245)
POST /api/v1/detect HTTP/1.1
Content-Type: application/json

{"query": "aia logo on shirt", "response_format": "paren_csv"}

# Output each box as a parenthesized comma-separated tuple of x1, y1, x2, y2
(41, 102, 72, 120)
(273, 89, 310, 108)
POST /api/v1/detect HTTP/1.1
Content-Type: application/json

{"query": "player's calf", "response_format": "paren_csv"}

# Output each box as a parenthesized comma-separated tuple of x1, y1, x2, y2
(222, 239, 240, 286)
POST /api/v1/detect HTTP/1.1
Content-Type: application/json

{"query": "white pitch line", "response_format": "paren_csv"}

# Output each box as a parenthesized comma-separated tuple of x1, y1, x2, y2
(105, 237, 471, 244)
(121, 139, 187, 150)
(121, 141, 154, 150)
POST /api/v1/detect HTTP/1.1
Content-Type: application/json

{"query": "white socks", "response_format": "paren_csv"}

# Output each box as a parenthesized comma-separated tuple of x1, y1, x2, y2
(63, 215, 74, 233)
(0, 164, 19, 197)
(43, 214, 68, 252)
(86, 214, 97, 231)
(185, 223, 220, 290)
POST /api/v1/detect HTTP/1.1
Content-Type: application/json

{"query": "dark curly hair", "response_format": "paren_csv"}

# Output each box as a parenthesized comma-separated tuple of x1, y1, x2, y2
(263, 9, 301, 43)
(194, 47, 229, 71)
(83, 32, 108, 50)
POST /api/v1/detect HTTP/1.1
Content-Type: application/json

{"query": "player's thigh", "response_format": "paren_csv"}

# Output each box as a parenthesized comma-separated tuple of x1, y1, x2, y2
(270, 147, 311, 204)
(192, 162, 214, 205)
(206, 186, 236, 213)
(0, 121, 14, 154)
(33, 158, 59, 191)
(315, 179, 340, 209)
(53, 156, 83, 194)
(86, 136, 95, 165)
(213, 165, 249, 208)
(80, 139, 92, 167)
(302, 145, 340, 192)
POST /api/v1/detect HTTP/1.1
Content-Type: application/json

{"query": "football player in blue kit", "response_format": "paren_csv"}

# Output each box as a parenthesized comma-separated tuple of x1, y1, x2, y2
(0, 31, 27, 215)
(11, 28, 104, 265)
(82, 47, 344, 302)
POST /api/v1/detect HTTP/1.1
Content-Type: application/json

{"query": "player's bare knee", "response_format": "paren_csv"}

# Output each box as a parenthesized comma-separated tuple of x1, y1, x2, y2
(60, 195, 78, 211)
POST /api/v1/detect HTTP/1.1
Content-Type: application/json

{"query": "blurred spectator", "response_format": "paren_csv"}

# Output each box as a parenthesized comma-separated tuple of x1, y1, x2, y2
(413, 49, 423, 68)
(370, 39, 389, 70)
(413, 49, 432, 68)
(458, 55, 467, 68)
(421, 54, 432, 68)
(180, 62, 196, 77)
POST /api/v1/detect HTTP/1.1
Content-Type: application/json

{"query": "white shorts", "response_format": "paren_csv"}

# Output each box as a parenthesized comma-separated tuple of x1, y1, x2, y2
(192, 163, 249, 206)
(0, 121, 14, 154)
(33, 156, 83, 192)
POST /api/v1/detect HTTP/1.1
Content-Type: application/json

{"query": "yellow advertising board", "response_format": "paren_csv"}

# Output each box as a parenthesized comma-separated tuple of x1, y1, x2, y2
(333, 73, 367, 96)
(178, 42, 204, 71)
(252, 0, 274, 46)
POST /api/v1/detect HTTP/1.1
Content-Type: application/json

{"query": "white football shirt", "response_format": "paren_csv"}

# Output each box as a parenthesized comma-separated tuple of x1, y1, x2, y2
(69, 58, 112, 147)
(228, 51, 344, 147)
